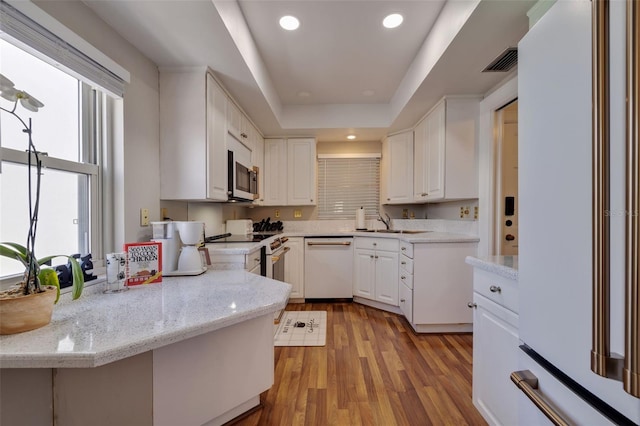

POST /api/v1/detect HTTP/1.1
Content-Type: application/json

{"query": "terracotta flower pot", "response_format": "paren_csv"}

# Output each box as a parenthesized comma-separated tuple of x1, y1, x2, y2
(0, 286, 56, 335)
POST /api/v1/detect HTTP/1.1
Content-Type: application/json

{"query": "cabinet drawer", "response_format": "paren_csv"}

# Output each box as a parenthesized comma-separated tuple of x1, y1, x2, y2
(399, 256, 413, 274)
(399, 270, 413, 290)
(473, 268, 518, 313)
(355, 237, 399, 252)
(399, 241, 413, 258)
(245, 251, 262, 272)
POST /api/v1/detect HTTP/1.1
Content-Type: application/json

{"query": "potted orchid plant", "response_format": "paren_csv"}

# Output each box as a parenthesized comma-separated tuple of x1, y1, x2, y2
(0, 72, 84, 335)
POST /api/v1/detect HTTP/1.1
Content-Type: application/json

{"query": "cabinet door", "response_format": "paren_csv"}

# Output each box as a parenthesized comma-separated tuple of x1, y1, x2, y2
(399, 281, 413, 323)
(413, 118, 429, 202)
(381, 131, 414, 204)
(206, 73, 228, 201)
(226, 100, 244, 143)
(353, 249, 375, 299)
(426, 101, 445, 201)
(374, 250, 399, 305)
(252, 130, 264, 205)
(473, 293, 519, 426)
(287, 138, 316, 205)
(284, 237, 304, 298)
(263, 139, 287, 205)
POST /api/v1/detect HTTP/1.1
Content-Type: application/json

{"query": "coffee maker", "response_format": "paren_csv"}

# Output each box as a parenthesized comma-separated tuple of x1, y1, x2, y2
(151, 221, 206, 276)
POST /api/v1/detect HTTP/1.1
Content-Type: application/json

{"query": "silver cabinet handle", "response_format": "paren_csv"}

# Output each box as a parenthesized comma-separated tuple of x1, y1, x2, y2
(511, 370, 570, 426)
(401, 247, 406, 251)
(370, 255, 374, 259)
(421, 193, 428, 196)
(375, 255, 379, 259)
(401, 276, 406, 280)
(489, 285, 502, 293)
(467, 302, 477, 309)
(401, 261, 406, 265)
(400, 298, 405, 303)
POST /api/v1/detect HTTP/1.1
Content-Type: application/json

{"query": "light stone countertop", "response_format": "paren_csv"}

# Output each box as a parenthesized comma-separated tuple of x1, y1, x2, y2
(465, 255, 519, 281)
(205, 231, 479, 255)
(0, 270, 291, 369)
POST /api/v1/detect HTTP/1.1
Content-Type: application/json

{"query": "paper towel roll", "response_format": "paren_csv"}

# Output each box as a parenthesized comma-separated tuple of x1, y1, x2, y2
(356, 207, 366, 230)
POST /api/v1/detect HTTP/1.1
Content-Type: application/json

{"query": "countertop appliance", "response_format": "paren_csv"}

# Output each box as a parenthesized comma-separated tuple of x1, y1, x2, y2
(226, 219, 253, 235)
(151, 221, 207, 276)
(304, 237, 353, 299)
(227, 134, 258, 202)
(516, 1, 639, 424)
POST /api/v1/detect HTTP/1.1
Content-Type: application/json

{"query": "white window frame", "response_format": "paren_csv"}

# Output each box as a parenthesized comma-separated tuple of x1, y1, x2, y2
(0, 2, 126, 283)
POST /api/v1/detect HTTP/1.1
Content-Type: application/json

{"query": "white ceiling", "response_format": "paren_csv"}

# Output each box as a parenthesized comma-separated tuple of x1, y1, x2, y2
(82, 0, 534, 142)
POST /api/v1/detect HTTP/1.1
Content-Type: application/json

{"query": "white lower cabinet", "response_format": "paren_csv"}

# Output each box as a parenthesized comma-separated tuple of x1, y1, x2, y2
(470, 266, 519, 426)
(353, 237, 399, 306)
(409, 242, 476, 333)
(284, 237, 304, 299)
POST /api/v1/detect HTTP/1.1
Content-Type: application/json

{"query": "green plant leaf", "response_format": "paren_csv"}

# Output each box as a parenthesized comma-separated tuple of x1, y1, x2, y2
(0, 242, 28, 265)
(36, 255, 84, 300)
(38, 268, 60, 303)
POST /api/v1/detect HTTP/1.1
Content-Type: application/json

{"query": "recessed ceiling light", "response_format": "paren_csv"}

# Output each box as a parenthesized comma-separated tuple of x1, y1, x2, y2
(347, 135, 357, 140)
(297, 91, 311, 98)
(362, 89, 375, 97)
(383, 13, 403, 29)
(279, 15, 300, 31)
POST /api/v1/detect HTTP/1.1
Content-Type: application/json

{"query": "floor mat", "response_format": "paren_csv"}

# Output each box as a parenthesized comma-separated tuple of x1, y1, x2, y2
(274, 311, 326, 347)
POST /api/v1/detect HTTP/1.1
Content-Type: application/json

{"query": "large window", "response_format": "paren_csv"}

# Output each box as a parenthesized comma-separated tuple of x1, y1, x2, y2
(317, 155, 380, 220)
(0, 39, 102, 277)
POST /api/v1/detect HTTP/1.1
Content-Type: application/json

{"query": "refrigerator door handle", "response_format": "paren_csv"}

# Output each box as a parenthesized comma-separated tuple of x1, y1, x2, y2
(591, 0, 640, 399)
(623, 0, 640, 398)
(511, 370, 571, 426)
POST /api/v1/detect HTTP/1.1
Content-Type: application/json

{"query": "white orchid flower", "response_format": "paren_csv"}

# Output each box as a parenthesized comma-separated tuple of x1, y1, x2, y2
(0, 73, 44, 111)
(0, 73, 15, 90)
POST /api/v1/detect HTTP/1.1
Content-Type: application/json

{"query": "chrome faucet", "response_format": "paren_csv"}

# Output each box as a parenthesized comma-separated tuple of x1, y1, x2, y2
(378, 213, 391, 230)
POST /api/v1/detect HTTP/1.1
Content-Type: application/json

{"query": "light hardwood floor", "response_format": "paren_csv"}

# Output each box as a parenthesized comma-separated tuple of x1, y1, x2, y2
(231, 302, 486, 426)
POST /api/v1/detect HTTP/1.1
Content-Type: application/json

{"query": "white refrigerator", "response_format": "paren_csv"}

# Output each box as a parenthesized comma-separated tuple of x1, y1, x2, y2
(517, 0, 639, 424)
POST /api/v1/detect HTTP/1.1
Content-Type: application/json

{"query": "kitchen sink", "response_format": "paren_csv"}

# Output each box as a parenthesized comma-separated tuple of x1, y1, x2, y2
(359, 229, 429, 234)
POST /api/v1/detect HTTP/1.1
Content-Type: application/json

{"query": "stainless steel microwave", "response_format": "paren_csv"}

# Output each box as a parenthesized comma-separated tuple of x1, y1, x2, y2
(227, 149, 258, 202)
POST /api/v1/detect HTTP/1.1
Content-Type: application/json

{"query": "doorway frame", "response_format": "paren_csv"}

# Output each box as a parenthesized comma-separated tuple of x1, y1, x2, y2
(477, 74, 518, 257)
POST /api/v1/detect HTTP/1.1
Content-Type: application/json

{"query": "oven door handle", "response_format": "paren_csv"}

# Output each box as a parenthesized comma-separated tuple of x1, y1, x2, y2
(271, 246, 291, 262)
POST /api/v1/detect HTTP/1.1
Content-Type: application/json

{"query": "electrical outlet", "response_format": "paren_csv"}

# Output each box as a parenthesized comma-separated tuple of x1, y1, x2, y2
(294, 209, 302, 218)
(460, 207, 465, 218)
(275, 209, 280, 218)
(474, 206, 479, 220)
(402, 209, 408, 219)
(140, 208, 150, 226)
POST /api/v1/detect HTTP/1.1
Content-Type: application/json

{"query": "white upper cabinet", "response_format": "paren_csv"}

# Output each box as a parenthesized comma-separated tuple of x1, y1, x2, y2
(263, 137, 316, 206)
(381, 131, 414, 204)
(263, 139, 287, 206)
(287, 138, 316, 205)
(159, 68, 228, 201)
(414, 97, 479, 202)
(226, 100, 251, 149)
(251, 124, 265, 206)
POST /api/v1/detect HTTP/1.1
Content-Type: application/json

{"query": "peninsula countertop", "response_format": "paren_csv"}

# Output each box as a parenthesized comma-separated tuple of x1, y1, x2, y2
(0, 270, 291, 369)
(465, 255, 519, 281)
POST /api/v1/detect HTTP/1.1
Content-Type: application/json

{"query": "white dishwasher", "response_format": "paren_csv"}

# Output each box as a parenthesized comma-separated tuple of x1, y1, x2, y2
(304, 237, 354, 299)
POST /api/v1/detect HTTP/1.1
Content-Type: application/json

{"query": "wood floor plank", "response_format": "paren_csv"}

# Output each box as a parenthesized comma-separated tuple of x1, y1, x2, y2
(230, 302, 486, 426)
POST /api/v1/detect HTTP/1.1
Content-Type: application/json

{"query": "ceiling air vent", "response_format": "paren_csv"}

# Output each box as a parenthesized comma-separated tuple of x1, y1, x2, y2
(482, 47, 518, 72)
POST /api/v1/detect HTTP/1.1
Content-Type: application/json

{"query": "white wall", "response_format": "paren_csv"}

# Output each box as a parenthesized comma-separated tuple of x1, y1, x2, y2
(34, 0, 161, 249)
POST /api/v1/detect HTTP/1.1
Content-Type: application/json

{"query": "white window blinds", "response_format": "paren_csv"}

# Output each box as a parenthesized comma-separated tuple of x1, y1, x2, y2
(317, 155, 380, 219)
(0, 1, 128, 97)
